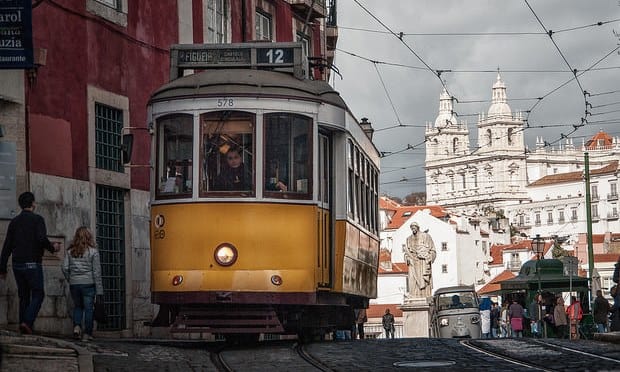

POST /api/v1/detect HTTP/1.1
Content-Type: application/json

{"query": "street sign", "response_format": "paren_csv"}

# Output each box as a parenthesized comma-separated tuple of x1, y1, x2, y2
(0, 0, 34, 69)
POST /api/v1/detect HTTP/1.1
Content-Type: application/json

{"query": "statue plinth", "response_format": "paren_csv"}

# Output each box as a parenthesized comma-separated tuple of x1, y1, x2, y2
(399, 297, 431, 337)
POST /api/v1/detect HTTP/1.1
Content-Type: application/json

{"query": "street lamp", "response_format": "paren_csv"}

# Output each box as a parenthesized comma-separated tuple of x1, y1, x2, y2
(531, 234, 546, 337)
(531, 234, 545, 292)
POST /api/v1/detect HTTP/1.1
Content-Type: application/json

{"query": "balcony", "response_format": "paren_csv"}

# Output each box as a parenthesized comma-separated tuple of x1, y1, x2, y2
(608, 193, 619, 201)
(608, 212, 619, 220)
(287, 0, 327, 19)
(325, 24, 338, 60)
(591, 193, 599, 201)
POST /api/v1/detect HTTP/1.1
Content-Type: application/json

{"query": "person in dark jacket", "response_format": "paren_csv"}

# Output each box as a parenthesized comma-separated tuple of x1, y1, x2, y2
(528, 293, 543, 338)
(215, 146, 252, 191)
(593, 289, 611, 333)
(0, 192, 60, 334)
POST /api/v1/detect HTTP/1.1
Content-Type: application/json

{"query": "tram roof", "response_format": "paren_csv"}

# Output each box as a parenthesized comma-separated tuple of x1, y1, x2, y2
(149, 69, 347, 109)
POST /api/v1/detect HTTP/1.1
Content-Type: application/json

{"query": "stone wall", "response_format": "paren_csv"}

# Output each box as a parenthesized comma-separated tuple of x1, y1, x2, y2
(0, 173, 153, 337)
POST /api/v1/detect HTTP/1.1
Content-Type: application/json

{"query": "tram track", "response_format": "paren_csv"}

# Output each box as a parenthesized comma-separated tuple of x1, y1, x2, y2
(460, 339, 550, 371)
(294, 342, 335, 372)
(211, 340, 334, 372)
(462, 338, 620, 371)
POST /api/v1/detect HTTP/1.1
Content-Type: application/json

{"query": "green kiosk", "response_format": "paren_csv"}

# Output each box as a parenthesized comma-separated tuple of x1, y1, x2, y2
(500, 259, 591, 338)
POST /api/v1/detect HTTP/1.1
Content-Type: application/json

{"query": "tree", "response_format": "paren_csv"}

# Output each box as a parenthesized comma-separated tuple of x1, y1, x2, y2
(403, 192, 426, 205)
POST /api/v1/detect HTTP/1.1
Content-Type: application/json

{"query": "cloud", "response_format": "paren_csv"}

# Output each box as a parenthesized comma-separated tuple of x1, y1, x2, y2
(334, 0, 620, 198)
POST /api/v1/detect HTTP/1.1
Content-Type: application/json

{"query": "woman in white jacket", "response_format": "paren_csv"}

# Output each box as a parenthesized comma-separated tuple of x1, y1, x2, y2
(61, 227, 103, 341)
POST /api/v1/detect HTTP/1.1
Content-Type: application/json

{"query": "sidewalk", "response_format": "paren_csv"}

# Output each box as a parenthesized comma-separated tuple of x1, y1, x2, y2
(593, 331, 620, 343)
(0, 330, 92, 372)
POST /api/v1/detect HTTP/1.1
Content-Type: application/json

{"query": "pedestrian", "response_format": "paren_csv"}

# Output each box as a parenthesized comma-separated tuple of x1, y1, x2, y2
(566, 295, 583, 340)
(528, 293, 543, 338)
(0, 192, 61, 334)
(479, 296, 492, 338)
(382, 308, 395, 339)
(61, 226, 104, 341)
(500, 302, 510, 338)
(355, 308, 367, 339)
(490, 302, 500, 338)
(593, 289, 611, 333)
(508, 299, 524, 337)
(611, 257, 620, 331)
(554, 296, 568, 339)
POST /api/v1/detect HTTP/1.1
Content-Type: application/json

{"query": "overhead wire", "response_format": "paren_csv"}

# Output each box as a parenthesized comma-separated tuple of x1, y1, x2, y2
(344, 1, 618, 193)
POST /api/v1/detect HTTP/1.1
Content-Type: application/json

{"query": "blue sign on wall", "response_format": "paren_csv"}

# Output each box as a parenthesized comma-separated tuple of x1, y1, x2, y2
(0, 0, 33, 69)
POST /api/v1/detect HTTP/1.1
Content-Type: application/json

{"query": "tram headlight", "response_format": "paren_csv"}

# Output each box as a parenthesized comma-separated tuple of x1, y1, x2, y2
(214, 243, 238, 266)
(440, 318, 449, 327)
(172, 275, 183, 286)
(470, 315, 480, 324)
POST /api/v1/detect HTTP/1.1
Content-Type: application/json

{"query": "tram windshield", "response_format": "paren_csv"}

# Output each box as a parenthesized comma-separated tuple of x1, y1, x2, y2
(156, 114, 193, 197)
(200, 111, 255, 196)
(155, 111, 314, 200)
(264, 113, 312, 199)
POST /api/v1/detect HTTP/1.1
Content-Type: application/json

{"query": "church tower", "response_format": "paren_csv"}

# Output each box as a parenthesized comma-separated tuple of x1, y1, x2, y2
(425, 73, 529, 214)
(425, 88, 470, 161)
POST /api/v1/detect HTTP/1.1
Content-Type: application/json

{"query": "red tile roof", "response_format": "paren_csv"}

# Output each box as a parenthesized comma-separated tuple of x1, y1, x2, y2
(379, 262, 408, 274)
(586, 130, 613, 150)
(529, 161, 618, 186)
(592, 234, 605, 244)
(478, 270, 516, 295)
(384, 205, 449, 230)
(368, 303, 403, 318)
(594, 253, 620, 263)
(489, 240, 552, 265)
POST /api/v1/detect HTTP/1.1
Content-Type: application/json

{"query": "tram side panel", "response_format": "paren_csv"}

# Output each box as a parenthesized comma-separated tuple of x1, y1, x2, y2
(334, 221, 379, 303)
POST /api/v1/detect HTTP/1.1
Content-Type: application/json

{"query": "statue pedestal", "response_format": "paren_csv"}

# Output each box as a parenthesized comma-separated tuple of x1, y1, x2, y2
(400, 297, 431, 337)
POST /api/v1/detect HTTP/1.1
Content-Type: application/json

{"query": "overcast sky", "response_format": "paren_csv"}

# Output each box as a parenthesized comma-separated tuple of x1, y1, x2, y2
(331, 0, 620, 199)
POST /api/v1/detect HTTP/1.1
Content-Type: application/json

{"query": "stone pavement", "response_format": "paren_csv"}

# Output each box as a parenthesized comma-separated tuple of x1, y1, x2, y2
(0, 330, 92, 372)
(2, 330, 620, 371)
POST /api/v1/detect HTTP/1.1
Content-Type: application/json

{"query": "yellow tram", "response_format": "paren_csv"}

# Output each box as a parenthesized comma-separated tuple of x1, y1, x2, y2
(148, 43, 380, 340)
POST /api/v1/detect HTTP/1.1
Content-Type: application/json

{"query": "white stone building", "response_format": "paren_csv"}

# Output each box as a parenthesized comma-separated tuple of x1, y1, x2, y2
(424, 73, 620, 278)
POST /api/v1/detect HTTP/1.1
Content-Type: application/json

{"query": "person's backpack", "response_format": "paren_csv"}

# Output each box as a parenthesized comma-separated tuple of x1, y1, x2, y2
(612, 285, 618, 298)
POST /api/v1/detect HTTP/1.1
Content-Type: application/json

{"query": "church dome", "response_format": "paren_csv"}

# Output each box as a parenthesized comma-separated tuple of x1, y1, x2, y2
(434, 88, 458, 127)
(487, 72, 512, 117)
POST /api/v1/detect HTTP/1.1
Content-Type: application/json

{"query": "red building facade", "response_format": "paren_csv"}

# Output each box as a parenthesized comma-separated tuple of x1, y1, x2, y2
(0, 0, 337, 336)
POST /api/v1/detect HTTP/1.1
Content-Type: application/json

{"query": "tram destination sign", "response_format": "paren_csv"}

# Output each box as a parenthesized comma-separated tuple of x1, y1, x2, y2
(0, 0, 33, 69)
(170, 42, 304, 80)
(177, 47, 251, 66)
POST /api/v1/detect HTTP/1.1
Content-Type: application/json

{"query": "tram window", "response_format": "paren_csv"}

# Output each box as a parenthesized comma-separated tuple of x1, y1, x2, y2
(156, 115, 193, 198)
(200, 111, 255, 196)
(264, 113, 312, 199)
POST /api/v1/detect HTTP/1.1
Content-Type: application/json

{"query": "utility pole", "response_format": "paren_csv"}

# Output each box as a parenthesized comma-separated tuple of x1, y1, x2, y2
(584, 152, 594, 306)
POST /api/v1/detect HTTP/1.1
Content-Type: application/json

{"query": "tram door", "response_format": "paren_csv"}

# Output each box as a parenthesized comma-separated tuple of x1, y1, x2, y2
(317, 133, 331, 287)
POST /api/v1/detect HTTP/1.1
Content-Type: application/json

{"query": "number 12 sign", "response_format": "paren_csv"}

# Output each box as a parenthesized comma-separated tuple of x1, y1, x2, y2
(256, 47, 294, 65)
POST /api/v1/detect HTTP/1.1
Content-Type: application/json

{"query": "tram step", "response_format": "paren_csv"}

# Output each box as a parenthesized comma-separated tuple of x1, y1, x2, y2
(171, 307, 284, 334)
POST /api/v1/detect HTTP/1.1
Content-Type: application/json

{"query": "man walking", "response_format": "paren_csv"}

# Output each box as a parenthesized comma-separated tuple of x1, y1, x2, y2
(0, 192, 60, 334)
(382, 308, 395, 339)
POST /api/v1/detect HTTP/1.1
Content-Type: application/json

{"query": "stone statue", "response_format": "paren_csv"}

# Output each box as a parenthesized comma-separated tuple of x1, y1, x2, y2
(404, 222, 436, 299)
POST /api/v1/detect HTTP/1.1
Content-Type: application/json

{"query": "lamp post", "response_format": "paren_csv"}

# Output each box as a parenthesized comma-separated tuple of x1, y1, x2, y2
(531, 234, 545, 337)
(531, 234, 545, 290)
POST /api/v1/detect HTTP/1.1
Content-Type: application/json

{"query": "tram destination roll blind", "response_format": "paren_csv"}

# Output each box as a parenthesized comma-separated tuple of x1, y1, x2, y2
(169, 42, 304, 80)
